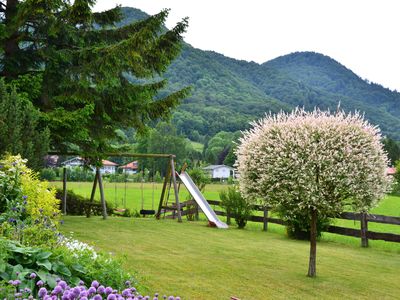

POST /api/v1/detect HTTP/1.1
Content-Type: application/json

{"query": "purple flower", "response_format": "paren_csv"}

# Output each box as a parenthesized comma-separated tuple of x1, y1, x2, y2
(72, 287, 81, 297)
(105, 287, 113, 294)
(15, 292, 22, 297)
(37, 280, 44, 287)
(24, 288, 32, 293)
(56, 278, 61, 283)
(61, 291, 70, 300)
(58, 280, 67, 289)
(22, 195, 28, 200)
(80, 297, 88, 300)
(11, 206, 18, 211)
(87, 286, 96, 295)
(12, 280, 21, 286)
(79, 280, 85, 286)
(30, 272, 37, 279)
(91, 280, 99, 288)
(168, 297, 174, 300)
(53, 285, 63, 295)
(107, 295, 117, 300)
(38, 287, 48, 298)
(122, 289, 132, 297)
(80, 291, 88, 298)
(125, 280, 131, 287)
(97, 285, 106, 294)
(93, 294, 102, 300)
(39, 208, 43, 213)
(8, 217, 16, 223)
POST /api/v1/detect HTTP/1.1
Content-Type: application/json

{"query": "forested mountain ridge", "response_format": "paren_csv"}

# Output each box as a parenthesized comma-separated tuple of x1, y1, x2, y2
(121, 7, 400, 140)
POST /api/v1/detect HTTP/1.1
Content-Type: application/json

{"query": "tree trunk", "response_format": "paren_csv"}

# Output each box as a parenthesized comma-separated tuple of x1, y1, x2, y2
(307, 208, 318, 277)
(2, 0, 20, 79)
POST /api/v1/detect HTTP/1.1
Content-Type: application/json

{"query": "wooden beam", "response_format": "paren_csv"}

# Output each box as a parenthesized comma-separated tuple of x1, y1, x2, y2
(170, 156, 182, 222)
(156, 161, 171, 219)
(96, 167, 107, 220)
(48, 151, 175, 159)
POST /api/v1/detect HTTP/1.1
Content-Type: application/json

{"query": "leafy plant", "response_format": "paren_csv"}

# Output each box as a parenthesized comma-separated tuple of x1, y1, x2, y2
(220, 186, 252, 229)
(0, 154, 60, 246)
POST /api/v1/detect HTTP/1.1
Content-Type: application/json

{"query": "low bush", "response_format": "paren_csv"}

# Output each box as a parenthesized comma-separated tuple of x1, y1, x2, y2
(274, 204, 331, 240)
(54, 189, 114, 217)
(39, 168, 57, 181)
(220, 186, 252, 229)
(0, 155, 60, 246)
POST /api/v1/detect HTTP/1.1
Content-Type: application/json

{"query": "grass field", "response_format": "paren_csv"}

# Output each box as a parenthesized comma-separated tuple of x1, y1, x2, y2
(60, 216, 400, 300)
(53, 181, 400, 248)
(49, 181, 228, 212)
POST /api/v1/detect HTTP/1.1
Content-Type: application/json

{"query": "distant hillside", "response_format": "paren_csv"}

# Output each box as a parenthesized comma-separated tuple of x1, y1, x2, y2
(121, 7, 400, 140)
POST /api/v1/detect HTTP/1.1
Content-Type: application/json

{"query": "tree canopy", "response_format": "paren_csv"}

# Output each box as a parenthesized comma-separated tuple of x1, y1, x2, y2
(236, 108, 391, 277)
(0, 1, 189, 161)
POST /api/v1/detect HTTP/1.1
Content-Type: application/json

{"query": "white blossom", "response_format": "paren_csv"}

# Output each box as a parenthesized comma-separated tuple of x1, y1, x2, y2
(236, 108, 392, 216)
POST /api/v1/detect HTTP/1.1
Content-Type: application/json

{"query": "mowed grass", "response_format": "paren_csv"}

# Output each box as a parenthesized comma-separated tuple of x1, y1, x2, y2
(60, 216, 400, 300)
(49, 181, 228, 212)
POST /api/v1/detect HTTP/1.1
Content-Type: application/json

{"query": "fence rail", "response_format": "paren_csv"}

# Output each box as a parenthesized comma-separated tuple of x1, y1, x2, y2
(205, 200, 400, 244)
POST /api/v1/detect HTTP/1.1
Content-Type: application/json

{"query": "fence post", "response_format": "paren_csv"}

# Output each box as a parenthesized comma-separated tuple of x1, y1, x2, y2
(360, 212, 368, 247)
(195, 201, 199, 221)
(226, 207, 231, 225)
(62, 167, 67, 215)
(263, 206, 268, 231)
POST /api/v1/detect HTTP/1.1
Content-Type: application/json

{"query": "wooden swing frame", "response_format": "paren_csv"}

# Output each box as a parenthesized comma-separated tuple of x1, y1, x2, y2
(50, 151, 182, 222)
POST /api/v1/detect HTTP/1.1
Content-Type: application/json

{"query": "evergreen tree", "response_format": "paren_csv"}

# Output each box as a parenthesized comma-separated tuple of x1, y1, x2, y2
(0, 1, 189, 161)
(0, 79, 49, 169)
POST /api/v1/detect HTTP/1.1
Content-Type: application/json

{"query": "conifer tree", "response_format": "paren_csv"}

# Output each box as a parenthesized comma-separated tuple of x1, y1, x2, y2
(0, 1, 189, 157)
(0, 79, 49, 169)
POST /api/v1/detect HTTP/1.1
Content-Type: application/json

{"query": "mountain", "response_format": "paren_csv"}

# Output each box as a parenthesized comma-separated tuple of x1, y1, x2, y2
(120, 7, 400, 140)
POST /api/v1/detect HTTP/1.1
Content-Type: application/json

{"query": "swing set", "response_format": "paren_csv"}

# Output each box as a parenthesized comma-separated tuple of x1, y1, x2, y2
(53, 151, 183, 222)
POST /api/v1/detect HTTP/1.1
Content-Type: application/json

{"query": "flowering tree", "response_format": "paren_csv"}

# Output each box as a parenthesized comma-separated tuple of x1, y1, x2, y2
(236, 108, 391, 277)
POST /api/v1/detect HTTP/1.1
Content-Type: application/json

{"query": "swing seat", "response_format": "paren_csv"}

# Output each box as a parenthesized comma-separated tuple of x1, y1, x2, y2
(140, 209, 156, 216)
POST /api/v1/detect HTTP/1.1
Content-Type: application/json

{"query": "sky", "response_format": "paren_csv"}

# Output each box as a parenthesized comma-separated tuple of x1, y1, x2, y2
(94, 0, 400, 91)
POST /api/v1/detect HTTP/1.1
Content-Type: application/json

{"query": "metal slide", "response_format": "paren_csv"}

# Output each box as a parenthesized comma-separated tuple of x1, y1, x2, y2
(177, 172, 228, 229)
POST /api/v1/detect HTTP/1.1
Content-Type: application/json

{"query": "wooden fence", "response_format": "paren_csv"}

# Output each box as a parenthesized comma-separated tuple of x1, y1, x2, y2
(196, 200, 400, 245)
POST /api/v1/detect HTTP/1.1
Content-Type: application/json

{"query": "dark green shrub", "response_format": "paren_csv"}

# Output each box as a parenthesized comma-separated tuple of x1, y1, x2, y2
(66, 167, 95, 182)
(54, 189, 113, 217)
(220, 186, 252, 229)
(275, 206, 331, 240)
(39, 168, 57, 181)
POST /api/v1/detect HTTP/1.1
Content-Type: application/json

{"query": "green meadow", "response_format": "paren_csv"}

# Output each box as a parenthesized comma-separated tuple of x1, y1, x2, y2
(60, 216, 400, 300)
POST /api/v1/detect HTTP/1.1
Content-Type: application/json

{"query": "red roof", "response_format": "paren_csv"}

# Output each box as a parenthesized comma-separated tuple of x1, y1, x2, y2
(120, 161, 138, 170)
(386, 167, 397, 175)
(102, 159, 118, 166)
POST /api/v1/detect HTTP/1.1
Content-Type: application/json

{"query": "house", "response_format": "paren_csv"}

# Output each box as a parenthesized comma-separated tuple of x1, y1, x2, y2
(100, 159, 118, 174)
(61, 157, 118, 174)
(119, 161, 139, 174)
(386, 167, 397, 176)
(203, 165, 236, 179)
(61, 157, 85, 167)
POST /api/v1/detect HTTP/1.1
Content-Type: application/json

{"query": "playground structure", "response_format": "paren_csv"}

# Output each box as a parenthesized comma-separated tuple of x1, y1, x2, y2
(52, 151, 227, 228)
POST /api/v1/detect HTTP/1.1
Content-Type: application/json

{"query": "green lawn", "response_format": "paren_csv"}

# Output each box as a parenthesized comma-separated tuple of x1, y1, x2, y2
(60, 216, 400, 300)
